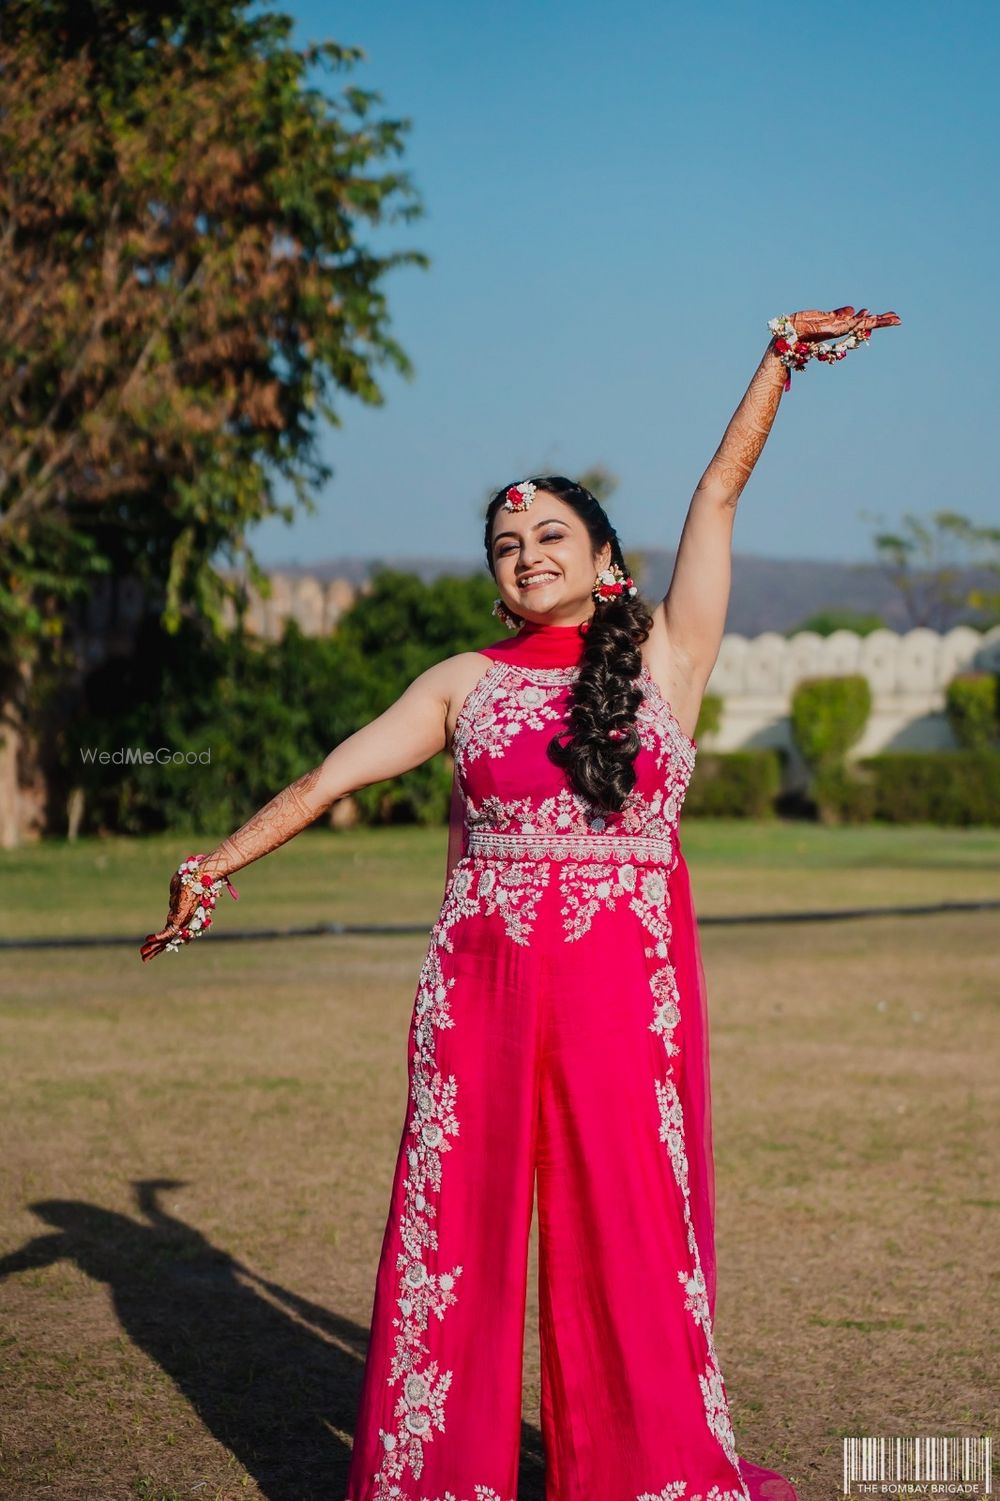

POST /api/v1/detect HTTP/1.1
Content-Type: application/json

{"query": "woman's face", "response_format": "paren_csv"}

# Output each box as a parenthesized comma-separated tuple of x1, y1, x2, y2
(489, 493, 612, 625)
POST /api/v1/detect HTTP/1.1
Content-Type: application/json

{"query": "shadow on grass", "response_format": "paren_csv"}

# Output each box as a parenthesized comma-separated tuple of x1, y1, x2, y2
(0, 1179, 547, 1500)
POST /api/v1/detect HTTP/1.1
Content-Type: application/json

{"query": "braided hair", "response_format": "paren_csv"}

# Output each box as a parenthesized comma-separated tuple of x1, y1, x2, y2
(483, 475, 653, 813)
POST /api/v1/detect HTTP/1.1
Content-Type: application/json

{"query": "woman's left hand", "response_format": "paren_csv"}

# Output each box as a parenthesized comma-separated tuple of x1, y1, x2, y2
(787, 305, 902, 342)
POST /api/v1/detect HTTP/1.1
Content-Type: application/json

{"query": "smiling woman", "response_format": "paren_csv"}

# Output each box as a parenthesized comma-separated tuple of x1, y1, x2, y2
(484, 474, 653, 814)
(141, 305, 900, 1501)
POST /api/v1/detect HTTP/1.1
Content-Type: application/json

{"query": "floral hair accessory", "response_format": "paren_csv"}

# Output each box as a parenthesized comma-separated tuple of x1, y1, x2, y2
(606, 726, 628, 741)
(592, 563, 637, 603)
(163, 852, 239, 954)
(502, 481, 536, 512)
(767, 314, 872, 392)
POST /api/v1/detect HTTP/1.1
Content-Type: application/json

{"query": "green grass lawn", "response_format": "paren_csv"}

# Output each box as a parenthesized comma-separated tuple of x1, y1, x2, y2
(0, 822, 997, 1500)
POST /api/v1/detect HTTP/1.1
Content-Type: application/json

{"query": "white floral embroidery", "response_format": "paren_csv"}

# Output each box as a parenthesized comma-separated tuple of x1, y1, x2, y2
(636, 1485, 749, 1501)
(465, 782, 684, 853)
(653, 1079, 749, 1495)
(436, 856, 550, 949)
(649, 961, 682, 1058)
(421, 1489, 516, 1501)
(370, 944, 465, 1498)
(453, 660, 695, 788)
(559, 860, 625, 941)
(698, 1363, 742, 1473)
(678, 1262, 711, 1331)
(453, 664, 571, 773)
(635, 664, 698, 778)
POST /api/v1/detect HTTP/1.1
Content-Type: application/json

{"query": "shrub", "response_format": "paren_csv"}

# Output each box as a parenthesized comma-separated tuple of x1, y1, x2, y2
(858, 750, 1000, 825)
(790, 674, 872, 771)
(351, 755, 455, 827)
(693, 691, 723, 743)
(945, 672, 1000, 750)
(684, 750, 783, 818)
(812, 762, 878, 826)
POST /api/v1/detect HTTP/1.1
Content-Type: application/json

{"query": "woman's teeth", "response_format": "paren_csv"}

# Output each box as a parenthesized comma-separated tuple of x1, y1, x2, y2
(519, 573, 559, 589)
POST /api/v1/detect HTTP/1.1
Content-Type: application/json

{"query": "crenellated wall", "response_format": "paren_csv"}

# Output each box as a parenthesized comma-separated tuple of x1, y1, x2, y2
(701, 626, 1000, 788)
(217, 573, 366, 639)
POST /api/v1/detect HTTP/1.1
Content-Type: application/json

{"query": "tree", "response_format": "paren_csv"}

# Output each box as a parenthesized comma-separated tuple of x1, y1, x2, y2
(861, 508, 1000, 631)
(0, 0, 428, 663)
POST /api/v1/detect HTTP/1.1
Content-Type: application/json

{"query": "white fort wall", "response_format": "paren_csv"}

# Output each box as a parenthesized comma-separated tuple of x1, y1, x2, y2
(703, 624, 1000, 758)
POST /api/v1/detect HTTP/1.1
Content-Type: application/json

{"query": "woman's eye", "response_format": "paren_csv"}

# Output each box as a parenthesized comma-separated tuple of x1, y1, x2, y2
(499, 532, 563, 556)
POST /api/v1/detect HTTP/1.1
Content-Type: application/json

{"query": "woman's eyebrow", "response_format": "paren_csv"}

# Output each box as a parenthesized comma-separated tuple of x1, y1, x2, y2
(492, 518, 568, 546)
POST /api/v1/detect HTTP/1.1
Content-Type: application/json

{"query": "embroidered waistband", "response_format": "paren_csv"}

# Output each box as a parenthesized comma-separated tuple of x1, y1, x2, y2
(465, 829, 676, 865)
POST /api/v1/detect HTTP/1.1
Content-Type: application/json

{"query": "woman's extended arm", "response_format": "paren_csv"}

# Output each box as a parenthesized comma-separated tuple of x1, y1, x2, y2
(647, 304, 900, 696)
(139, 657, 456, 962)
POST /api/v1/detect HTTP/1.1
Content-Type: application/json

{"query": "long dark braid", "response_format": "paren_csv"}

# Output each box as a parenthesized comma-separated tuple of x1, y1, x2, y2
(483, 475, 653, 813)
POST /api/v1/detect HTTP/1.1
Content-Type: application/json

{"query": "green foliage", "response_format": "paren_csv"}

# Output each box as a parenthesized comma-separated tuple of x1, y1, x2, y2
(790, 675, 872, 772)
(856, 751, 1000, 825)
(785, 610, 887, 637)
(0, 0, 427, 665)
(683, 750, 783, 819)
(333, 567, 500, 697)
(811, 763, 878, 826)
(351, 754, 455, 827)
(692, 690, 723, 741)
(63, 616, 321, 834)
(945, 672, 1000, 751)
(59, 569, 505, 834)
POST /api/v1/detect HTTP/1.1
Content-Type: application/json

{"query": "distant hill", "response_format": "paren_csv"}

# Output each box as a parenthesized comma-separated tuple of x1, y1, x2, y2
(256, 549, 996, 636)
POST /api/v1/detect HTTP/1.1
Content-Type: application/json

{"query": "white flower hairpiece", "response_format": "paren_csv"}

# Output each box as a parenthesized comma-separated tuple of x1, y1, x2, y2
(502, 481, 536, 512)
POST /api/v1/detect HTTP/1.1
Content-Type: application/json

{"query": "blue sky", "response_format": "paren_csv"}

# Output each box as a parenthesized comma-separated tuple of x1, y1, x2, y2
(249, 0, 998, 570)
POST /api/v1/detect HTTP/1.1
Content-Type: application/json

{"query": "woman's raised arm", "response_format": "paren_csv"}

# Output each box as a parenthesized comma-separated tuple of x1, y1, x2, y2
(647, 305, 900, 695)
(139, 657, 455, 961)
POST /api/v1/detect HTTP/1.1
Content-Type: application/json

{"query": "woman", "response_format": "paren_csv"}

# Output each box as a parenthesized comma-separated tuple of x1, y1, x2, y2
(142, 305, 900, 1501)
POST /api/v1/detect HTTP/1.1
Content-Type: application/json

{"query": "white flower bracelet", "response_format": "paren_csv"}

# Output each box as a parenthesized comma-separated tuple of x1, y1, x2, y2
(768, 313, 872, 391)
(164, 852, 240, 954)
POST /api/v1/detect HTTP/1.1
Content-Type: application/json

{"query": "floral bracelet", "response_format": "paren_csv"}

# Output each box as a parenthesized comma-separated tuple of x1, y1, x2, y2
(163, 852, 240, 954)
(768, 313, 872, 391)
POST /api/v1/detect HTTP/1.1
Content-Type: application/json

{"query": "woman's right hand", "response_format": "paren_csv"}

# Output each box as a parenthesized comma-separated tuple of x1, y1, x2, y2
(140, 869, 209, 964)
(786, 305, 901, 342)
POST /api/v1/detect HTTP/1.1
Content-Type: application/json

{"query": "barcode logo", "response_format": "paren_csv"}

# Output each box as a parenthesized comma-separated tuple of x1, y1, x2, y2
(843, 1436, 993, 1494)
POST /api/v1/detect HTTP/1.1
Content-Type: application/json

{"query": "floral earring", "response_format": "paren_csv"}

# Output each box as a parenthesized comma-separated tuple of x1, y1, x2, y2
(592, 563, 637, 604)
(491, 597, 521, 631)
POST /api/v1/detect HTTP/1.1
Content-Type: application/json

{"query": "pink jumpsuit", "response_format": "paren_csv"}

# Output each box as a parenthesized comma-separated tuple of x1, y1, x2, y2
(344, 622, 798, 1501)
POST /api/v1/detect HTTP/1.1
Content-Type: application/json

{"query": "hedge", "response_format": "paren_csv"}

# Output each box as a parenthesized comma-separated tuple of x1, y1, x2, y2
(945, 672, 1000, 751)
(684, 749, 783, 819)
(855, 749, 1000, 825)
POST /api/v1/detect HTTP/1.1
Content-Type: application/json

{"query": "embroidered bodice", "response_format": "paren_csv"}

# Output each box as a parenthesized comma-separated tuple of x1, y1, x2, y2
(451, 657, 697, 867)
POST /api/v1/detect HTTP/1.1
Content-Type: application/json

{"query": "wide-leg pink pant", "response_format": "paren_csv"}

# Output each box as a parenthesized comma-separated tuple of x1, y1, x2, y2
(344, 859, 759, 1501)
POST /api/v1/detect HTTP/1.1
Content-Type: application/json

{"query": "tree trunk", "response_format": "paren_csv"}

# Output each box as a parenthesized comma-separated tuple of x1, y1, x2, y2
(0, 658, 48, 848)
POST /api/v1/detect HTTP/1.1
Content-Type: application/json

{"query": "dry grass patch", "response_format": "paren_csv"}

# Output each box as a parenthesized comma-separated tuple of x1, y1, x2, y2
(1, 825, 997, 1498)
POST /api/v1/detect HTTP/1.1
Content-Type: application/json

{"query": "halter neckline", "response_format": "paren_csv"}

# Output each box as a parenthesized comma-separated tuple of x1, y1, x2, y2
(477, 616, 590, 668)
